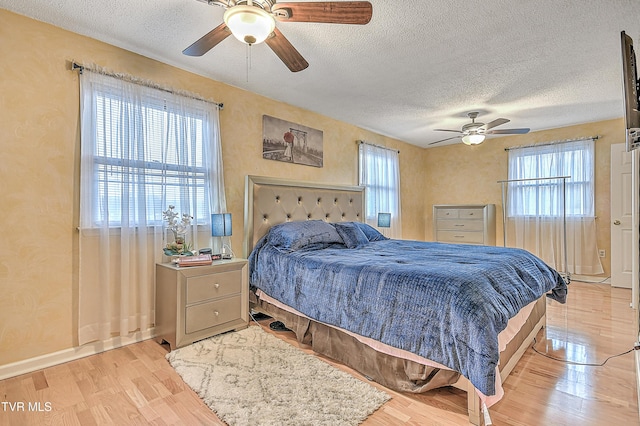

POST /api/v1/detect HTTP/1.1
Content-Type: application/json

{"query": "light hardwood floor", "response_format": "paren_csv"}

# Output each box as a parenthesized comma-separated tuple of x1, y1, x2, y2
(0, 281, 638, 425)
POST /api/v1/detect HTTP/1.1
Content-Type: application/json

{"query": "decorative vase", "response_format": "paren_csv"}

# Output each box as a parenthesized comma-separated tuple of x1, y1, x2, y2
(164, 230, 193, 257)
(173, 231, 186, 246)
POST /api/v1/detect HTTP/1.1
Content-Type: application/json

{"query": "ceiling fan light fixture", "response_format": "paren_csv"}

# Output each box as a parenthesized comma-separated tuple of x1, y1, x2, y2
(461, 133, 485, 145)
(223, 5, 275, 45)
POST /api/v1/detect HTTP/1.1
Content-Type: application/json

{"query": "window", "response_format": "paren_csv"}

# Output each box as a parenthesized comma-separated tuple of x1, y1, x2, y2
(80, 73, 223, 229)
(78, 70, 226, 346)
(507, 139, 595, 217)
(358, 142, 402, 237)
(504, 138, 602, 275)
(93, 93, 206, 226)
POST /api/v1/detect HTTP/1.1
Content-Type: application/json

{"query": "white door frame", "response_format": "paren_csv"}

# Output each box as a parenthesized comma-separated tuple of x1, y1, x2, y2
(633, 148, 639, 310)
(611, 144, 634, 290)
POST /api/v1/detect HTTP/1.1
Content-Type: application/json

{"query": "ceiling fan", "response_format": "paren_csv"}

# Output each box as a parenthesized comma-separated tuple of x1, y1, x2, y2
(429, 112, 530, 146)
(183, 0, 373, 72)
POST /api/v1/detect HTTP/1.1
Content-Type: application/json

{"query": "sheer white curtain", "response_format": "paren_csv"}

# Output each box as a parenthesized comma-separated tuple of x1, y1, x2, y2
(506, 139, 603, 275)
(78, 71, 226, 345)
(358, 142, 402, 238)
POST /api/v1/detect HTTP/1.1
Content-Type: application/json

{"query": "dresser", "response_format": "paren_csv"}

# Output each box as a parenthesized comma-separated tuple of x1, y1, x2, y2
(433, 204, 496, 246)
(155, 258, 248, 349)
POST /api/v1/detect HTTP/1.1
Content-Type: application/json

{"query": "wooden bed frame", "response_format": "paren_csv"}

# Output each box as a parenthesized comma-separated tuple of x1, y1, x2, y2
(243, 175, 546, 425)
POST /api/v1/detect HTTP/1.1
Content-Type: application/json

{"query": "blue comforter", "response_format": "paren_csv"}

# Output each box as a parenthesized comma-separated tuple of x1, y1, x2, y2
(249, 232, 566, 396)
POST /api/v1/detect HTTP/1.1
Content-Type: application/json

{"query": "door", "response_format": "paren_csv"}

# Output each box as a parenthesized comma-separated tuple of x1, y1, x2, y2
(611, 143, 633, 289)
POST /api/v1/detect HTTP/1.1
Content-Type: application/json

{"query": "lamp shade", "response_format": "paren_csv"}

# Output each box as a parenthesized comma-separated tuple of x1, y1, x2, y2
(211, 213, 232, 237)
(223, 5, 275, 45)
(462, 133, 485, 145)
(377, 213, 391, 228)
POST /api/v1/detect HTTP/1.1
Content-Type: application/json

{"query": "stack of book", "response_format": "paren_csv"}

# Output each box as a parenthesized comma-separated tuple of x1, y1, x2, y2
(176, 254, 213, 267)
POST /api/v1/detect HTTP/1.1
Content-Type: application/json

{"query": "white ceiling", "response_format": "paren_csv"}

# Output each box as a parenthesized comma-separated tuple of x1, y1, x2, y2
(2, 0, 639, 148)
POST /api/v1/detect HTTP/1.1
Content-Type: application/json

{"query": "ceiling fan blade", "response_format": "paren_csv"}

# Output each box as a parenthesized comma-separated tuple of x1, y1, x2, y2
(265, 27, 310, 72)
(486, 128, 530, 135)
(434, 129, 464, 133)
(272, 1, 373, 24)
(194, 0, 233, 7)
(183, 23, 232, 56)
(478, 118, 510, 132)
(428, 135, 462, 145)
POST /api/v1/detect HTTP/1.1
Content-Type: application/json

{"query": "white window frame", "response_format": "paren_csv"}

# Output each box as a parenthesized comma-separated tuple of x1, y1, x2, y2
(358, 142, 402, 238)
(82, 78, 215, 229)
(507, 139, 595, 218)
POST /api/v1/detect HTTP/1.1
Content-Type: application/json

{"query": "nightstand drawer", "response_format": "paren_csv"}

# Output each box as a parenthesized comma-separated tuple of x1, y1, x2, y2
(436, 230, 484, 244)
(436, 219, 484, 231)
(186, 270, 243, 304)
(185, 295, 242, 334)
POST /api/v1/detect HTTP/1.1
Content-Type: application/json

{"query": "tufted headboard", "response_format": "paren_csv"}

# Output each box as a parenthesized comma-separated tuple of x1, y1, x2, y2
(243, 175, 365, 257)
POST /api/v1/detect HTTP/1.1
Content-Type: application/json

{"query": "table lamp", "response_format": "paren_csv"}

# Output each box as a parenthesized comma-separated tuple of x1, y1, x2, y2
(211, 213, 232, 259)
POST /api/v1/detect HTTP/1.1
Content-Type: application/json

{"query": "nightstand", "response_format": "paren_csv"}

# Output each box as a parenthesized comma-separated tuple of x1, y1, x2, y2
(155, 258, 249, 350)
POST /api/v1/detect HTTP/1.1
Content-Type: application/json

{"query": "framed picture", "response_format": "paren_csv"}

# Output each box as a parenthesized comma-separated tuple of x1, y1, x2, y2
(262, 115, 323, 167)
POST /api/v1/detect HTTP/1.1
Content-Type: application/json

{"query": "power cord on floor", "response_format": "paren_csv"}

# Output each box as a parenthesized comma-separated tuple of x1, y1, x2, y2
(249, 310, 272, 326)
(531, 337, 639, 366)
(572, 276, 611, 284)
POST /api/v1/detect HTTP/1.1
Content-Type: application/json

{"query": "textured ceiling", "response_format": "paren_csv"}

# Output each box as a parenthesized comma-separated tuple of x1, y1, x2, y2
(2, 0, 639, 148)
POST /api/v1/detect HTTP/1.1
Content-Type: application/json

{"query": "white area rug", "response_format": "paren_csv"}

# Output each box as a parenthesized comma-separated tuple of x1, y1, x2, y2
(166, 326, 390, 426)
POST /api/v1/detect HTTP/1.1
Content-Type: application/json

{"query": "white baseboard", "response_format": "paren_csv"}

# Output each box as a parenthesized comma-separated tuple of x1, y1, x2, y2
(0, 329, 155, 381)
(636, 345, 640, 420)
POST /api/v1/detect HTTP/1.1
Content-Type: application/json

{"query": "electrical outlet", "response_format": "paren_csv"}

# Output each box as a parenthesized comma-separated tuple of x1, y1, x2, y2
(598, 249, 605, 258)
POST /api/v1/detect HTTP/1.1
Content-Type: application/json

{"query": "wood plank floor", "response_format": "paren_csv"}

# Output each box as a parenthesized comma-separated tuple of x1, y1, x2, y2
(0, 281, 637, 425)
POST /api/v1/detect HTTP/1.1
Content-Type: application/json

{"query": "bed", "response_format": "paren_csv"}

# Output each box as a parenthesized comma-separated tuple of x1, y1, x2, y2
(243, 175, 567, 425)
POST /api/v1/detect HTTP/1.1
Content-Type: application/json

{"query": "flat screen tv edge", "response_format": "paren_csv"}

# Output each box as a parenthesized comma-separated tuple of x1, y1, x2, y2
(621, 31, 640, 152)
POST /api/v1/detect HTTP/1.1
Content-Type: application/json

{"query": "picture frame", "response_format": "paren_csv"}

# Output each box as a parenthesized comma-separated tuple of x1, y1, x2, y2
(262, 115, 323, 167)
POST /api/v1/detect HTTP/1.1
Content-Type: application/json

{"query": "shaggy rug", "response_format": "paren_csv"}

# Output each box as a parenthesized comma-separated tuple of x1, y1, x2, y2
(166, 326, 390, 426)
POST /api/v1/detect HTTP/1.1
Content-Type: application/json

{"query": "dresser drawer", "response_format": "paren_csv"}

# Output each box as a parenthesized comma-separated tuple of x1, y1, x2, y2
(436, 219, 484, 231)
(185, 295, 242, 334)
(186, 270, 243, 304)
(436, 209, 459, 219)
(436, 230, 484, 244)
(459, 208, 484, 219)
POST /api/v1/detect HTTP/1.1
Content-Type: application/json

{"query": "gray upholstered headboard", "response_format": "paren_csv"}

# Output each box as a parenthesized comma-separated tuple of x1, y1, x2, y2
(243, 175, 365, 257)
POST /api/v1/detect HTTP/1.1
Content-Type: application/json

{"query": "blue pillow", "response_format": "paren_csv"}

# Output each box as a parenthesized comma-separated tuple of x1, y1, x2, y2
(334, 222, 369, 249)
(353, 222, 388, 242)
(268, 220, 343, 252)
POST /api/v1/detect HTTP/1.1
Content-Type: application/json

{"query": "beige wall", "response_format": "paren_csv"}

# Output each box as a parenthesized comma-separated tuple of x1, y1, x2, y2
(0, 9, 621, 368)
(423, 118, 625, 277)
(0, 10, 426, 366)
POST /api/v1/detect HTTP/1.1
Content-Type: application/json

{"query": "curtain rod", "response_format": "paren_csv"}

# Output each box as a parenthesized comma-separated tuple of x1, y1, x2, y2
(356, 140, 400, 154)
(504, 135, 599, 152)
(71, 61, 223, 109)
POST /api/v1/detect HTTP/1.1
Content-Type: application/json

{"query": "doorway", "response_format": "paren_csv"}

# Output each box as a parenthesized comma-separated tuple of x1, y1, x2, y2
(610, 143, 633, 289)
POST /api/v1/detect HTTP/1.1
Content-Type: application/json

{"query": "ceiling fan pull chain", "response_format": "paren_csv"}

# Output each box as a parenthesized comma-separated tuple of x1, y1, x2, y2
(246, 43, 252, 83)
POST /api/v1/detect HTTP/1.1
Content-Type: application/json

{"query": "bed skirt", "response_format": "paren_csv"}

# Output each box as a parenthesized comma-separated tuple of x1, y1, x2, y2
(252, 292, 546, 395)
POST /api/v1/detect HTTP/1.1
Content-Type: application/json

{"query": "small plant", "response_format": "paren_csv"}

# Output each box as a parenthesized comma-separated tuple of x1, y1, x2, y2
(162, 206, 194, 256)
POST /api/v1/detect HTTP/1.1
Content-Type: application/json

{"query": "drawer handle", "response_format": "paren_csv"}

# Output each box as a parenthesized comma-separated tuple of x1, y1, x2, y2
(214, 283, 220, 289)
(454, 235, 464, 238)
(213, 311, 219, 316)
(454, 224, 465, 227)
